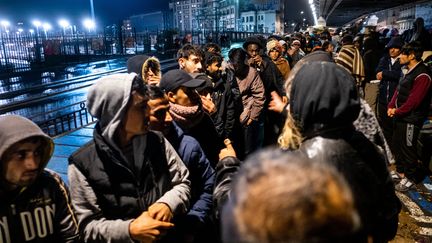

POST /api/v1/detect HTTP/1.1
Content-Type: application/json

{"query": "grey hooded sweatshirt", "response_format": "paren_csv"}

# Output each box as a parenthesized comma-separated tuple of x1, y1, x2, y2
(0, 115, 79, 242)
(68, 73, 190, 243)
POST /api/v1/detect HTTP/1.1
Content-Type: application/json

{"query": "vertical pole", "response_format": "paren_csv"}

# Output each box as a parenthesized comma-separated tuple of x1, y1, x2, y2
(90, 0, 95, 26)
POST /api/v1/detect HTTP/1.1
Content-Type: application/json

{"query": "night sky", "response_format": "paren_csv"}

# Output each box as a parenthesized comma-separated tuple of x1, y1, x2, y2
(0, 0, 311, 28)
(0, 0, 171, 26)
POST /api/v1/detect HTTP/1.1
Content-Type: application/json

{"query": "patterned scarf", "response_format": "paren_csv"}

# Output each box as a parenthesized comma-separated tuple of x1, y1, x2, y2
(169, 102, 204, 129)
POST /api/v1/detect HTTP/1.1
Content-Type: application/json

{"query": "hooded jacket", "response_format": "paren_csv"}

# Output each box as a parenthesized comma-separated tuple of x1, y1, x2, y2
(127, 55, 161, 82)
(68, 73, 190, 242)
(0, 115, 79, 243)
(290, 62, 401, 241)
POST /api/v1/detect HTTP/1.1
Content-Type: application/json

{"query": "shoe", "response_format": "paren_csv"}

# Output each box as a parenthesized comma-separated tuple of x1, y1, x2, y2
(395, 178, 415, 192)
(390, 171, 402, 183)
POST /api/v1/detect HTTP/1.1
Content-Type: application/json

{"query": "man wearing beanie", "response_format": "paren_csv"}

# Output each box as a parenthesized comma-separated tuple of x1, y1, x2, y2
(160, 69, 224, 167)
(0, 115, 79, 242)
(376, 36, 403, 148)
(267, 39, 291, 80)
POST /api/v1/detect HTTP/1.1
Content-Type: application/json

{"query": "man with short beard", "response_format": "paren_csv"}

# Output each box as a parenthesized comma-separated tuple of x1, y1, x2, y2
(375, 37, 403, 148)
(68, 74, 190, 242)
(203, 52, 237, 146)
(0, 115, 79, 243)
(388, 42, 432, 191)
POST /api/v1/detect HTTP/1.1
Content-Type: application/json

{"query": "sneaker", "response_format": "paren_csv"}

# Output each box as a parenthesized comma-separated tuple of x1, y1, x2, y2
(395, 178, 415, 192)
(390, 171, 402, 183)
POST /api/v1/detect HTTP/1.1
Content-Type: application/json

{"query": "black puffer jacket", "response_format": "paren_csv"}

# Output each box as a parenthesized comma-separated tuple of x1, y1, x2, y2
(291, 62, 401, 241)
(210, 77, 236, 139)
(299, 129, 401, 241)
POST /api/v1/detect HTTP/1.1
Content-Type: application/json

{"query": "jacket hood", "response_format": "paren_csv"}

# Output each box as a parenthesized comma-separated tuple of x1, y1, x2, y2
(127, 55, 149, 77)
(289, 62, 360, 137)
(87, 73, 136, 147)
(142, 56, 161, 79)
(0, 115, 53, 171)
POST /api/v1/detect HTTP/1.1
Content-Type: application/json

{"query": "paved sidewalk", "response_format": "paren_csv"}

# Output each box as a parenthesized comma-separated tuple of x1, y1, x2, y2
(46, 123, 94, 183)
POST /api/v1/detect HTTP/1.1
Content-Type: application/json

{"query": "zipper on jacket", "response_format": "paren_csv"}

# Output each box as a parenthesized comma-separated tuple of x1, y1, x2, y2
(10, 204, 16, 215)
(386, 62, 392, 102)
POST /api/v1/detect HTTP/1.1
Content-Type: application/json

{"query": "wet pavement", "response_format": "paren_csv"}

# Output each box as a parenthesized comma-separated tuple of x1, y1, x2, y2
(0, 58, 129, 120)
(47, 123, 94, 182)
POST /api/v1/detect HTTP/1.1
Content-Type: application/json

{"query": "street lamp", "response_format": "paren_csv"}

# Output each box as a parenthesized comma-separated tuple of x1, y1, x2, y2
(31, 20, 42, 63)
(1, 20, 10, 37)
(89, 0, 95, 26)
(59, 19, 70, 55)
(83, 18, 95, 33)
(300, 11, 304, 15)
(32, 20, 42, 36)
(59, 19, 70, 35)
(42, 22, 52, 38)
(83, 18, 95, 55)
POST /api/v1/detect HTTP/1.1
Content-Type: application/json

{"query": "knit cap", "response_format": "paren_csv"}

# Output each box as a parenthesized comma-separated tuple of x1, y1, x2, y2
(266, 40, 282, 55)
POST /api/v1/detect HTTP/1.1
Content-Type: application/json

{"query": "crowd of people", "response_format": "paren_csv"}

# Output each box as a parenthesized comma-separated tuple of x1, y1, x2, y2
(1, 17, 432, 242)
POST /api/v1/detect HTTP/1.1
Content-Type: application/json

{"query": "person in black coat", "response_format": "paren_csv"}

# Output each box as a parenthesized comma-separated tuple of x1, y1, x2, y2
(375, 36, 403, 146)
(363, 37, 382, 113)
(284, 61, 401, 242)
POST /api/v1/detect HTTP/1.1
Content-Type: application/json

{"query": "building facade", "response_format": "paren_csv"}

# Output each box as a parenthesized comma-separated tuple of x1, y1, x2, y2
(240, 10, 282, 33)
(169, 0, 205, 32)
(169, 0, 283, 33)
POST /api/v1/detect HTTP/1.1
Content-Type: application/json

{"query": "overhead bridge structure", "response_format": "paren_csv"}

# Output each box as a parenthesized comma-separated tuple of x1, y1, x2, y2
(311, 0, 415, 26)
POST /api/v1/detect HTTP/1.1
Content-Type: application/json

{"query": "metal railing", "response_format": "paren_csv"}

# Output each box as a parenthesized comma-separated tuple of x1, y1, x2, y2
(30, 101, 96, 137)
(0, 29, 267, 75)
(0, 29, 176, 74)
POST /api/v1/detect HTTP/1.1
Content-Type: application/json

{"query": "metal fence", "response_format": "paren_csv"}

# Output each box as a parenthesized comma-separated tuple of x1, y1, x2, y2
(30, 101, 96, 137)
(0, 30, 154, 74)
(0, 29, 266, 75)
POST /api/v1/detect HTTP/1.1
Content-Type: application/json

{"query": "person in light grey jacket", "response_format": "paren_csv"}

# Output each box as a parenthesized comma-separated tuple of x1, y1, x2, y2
(68, 73, 190, 243)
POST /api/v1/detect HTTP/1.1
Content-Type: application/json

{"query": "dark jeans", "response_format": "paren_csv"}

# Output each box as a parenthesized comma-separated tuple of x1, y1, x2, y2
(243, 120, 264, 156)
(377, 102, 394, 152)
(393, 120, 427, 183)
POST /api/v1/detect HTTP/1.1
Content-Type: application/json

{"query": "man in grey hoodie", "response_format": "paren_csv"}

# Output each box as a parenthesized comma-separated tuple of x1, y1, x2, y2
(0, 115, 79, 242)
(68, 73, 191, 242)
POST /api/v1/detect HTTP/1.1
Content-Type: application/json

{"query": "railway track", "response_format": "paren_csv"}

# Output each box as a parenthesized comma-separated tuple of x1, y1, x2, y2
(0, 58, 178, 114)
